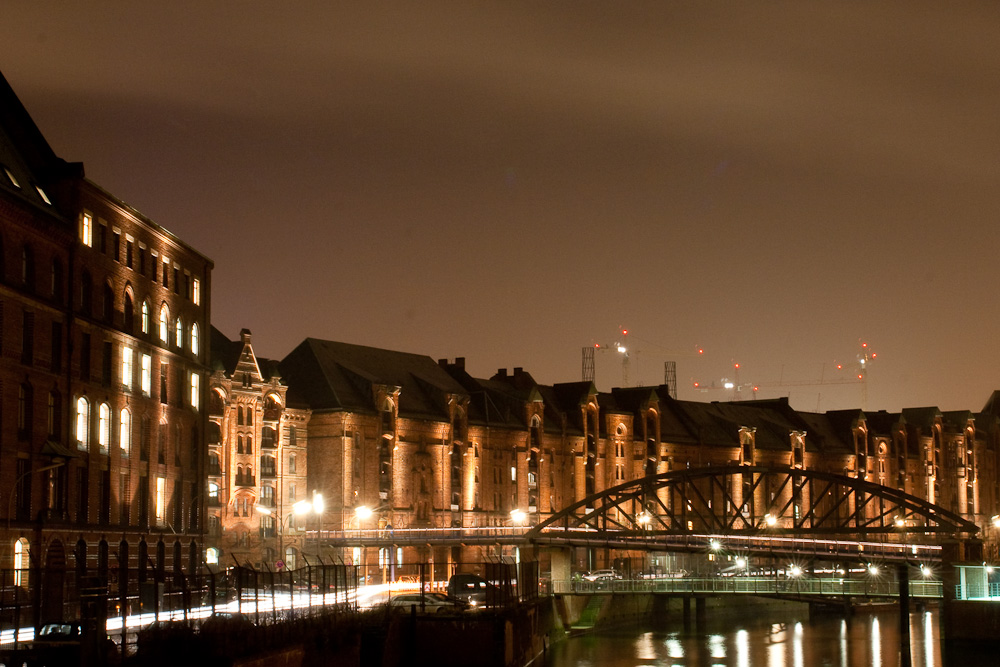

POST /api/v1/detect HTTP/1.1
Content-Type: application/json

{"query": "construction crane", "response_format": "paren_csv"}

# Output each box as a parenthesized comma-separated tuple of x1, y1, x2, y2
(582, 328, 632, 387)
(691, 341, 878, 410)
(583, 329, 705, 396)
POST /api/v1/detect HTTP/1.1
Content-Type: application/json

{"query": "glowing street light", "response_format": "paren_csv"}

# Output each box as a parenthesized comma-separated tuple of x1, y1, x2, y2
(789, 565, 802, 578)
(764, 513, 777, 527)
(709, 539, 721, 552)
(510, 508, 527, 525)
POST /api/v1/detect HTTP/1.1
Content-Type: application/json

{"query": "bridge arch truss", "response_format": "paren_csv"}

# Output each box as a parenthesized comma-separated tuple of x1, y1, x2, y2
(525, 466, 979, 556)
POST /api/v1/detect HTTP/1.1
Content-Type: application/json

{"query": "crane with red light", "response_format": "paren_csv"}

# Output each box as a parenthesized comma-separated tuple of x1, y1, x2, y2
(583, 328, 706, 397)
(690, 340, 878, 409)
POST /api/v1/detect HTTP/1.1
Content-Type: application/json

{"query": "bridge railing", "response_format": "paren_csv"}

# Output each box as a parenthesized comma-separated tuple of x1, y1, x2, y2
(552, 576, 942, 599)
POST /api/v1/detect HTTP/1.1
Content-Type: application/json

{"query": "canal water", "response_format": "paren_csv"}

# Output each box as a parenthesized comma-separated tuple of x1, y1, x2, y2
(541, 608, 994, 667)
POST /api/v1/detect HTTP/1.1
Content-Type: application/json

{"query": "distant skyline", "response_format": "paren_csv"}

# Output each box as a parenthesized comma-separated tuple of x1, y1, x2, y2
(3, 3, 999, 413)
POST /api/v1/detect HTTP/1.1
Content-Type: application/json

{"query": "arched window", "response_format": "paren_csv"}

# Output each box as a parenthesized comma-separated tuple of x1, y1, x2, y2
(13, 539, 29, 587)
(175, 318, 183, 348)
(120, 408, 131, 458)
(141, 301, 150, 334)
(159, 304, 169, 343)
(123, 291, 134, 334)
(191, 323, 200, 355)
(47, 390, 61, 438)
(76, 397, 90, 450)
(206, 547, 219, 565)
(98, 402, 111, 454)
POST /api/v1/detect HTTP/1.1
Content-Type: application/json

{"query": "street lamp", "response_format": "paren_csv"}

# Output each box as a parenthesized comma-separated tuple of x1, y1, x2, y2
(6, 460, 66, 589)
(7, 461, 66, 539)
(255, 505, 287, 569)
(293, 492, 324, 556)
(509, 508, 527, 526)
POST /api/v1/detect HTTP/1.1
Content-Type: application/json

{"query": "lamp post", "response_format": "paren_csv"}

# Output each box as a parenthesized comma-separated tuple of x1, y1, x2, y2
(255, 506, 287, 570)
(292, 493, 324, 558)
(7, 461, 66, 545)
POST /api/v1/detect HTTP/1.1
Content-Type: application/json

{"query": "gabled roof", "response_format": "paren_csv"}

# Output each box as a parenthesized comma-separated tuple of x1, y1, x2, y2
(279, 338, 467, 420)
(0, 69, 80, 217)
(900, 407, 943, 430)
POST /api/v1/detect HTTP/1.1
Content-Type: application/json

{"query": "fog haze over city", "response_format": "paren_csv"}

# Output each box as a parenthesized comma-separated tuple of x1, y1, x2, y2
(3, 3, 999, 412)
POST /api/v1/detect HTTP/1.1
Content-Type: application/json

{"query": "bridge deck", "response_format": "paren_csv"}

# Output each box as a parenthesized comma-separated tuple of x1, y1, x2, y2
(552, 576, 943, 599)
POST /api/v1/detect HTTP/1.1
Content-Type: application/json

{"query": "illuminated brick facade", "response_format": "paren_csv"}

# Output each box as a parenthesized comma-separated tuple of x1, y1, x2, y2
(0, 71, 212, 604)
(207, 329, 310, 570)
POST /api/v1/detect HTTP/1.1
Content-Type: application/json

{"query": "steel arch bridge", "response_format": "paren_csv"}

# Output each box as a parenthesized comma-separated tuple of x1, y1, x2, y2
(524, 466, 980, 563)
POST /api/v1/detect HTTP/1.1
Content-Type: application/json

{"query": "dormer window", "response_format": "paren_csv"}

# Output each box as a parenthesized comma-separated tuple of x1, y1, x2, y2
(34, 184, 51, 205)
(3, 165, 20, 188)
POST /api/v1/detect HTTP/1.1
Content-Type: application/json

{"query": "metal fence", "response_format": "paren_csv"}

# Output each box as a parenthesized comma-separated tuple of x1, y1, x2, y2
(0, 558, 541, 662)
(0, 559, 359, 659)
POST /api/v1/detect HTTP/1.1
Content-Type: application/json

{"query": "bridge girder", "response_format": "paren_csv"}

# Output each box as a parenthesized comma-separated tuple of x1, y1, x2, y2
(525, 466, 980, 548)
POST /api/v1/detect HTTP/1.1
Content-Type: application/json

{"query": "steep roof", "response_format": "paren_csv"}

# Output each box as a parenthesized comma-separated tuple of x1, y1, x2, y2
(279, 338, 467, 420)
(0, 69, 80, 218)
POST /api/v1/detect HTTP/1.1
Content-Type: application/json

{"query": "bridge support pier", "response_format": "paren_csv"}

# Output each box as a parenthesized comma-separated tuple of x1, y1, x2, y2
(695, 597, 706, 632)
(550, 548, 571, 593)
(898, 563, 911, 667)
(682, 597, 691, 633)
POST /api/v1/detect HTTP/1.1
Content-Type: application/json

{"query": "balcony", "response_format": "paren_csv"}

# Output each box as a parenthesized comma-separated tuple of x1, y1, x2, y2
(261, 467, 277, 479)
(263, 407, 281, 423)
(235, 475, 256, 488)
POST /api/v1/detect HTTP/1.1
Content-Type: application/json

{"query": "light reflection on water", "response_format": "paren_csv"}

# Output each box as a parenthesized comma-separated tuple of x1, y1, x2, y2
(543, 608, 947, 667)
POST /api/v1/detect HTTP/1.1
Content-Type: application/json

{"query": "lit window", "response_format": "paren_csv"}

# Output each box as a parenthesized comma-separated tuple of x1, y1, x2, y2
(120, 408, 131, 457)
(193, 278, 201, 305)
(141, 301, 150, 334)
(141, 354, 152, 395)
(208, 482, 219, 501)
(75, 397, 90, 450)
(511, 466, 517, 482)
(13, 540, 26, 586)
(206, 547, 219, 565)
(175, 318, 183, 347)
(122, 346, 133, 390)
(81, 213, 93, 247)
(34, 184, 51, 205)
(190, 372, 200, 410)
(159, 305, 169, 342)
(191, 323, 199, 355)
(4, 166, 20, 188)
(98, 402, 111, 454)
(155, 477, 165, 526)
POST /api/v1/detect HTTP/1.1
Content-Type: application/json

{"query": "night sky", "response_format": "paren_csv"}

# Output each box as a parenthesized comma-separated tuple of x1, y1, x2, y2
(3, 3, 999, 413)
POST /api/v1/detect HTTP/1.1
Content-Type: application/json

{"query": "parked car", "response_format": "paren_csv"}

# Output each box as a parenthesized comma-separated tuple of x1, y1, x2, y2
(447, 573, 493, 606)
(388, 592, 469, 613)
(583, 569, 621, 583)
(33, 622, 82, 646)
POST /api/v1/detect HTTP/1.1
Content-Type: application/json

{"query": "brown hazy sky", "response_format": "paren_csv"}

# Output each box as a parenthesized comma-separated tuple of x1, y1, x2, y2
(3, 2, 1000, 412)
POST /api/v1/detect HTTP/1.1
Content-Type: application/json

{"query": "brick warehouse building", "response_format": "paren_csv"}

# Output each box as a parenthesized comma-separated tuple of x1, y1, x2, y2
(207, 328, 310, 571)
(0, 71, 212, 622)
(263, 336, 1000, 577)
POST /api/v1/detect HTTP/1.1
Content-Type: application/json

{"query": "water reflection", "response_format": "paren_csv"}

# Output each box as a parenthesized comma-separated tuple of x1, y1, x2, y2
(543, 607, 946, 667)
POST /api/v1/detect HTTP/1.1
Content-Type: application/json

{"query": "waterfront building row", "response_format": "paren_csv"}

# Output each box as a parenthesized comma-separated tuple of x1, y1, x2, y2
(204, 333, 1000, 573)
